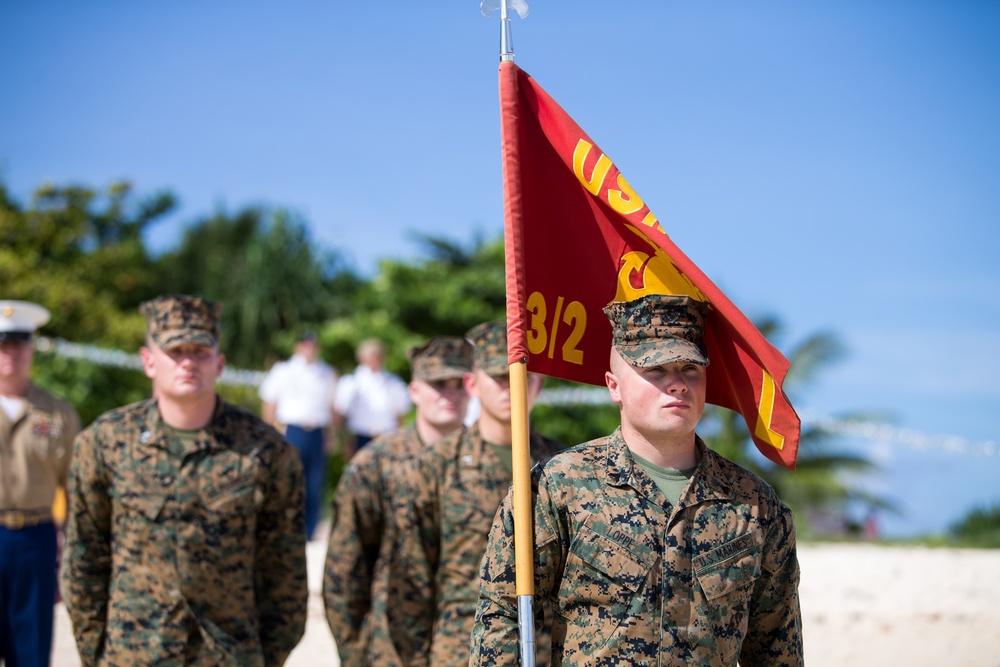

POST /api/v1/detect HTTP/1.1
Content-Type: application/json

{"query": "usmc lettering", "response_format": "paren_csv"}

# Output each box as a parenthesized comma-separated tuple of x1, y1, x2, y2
(572, 139, 664, 234)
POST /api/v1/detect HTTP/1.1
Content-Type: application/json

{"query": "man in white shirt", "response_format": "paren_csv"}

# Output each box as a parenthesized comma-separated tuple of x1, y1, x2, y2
(333, 339, 411, 458)
(259, 331, 338, 540)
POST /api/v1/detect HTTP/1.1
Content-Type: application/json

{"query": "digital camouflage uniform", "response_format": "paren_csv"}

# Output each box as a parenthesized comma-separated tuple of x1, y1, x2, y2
(471, 294, 803, 666)
(471, 431, 802, 666)
(323, 424, 424, 667)
(60, 398, 308, 667)
(323, 335, 474, 667)
(386, 320, 562, 667)
(60, 294, 308, 666)
(388, 422, 563, 667)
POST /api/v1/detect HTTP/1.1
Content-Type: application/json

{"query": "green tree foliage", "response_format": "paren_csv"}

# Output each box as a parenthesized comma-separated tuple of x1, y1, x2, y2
(949, 503, 1000, 548)
(154, 207, 361, 369)
(1, 180, 176, 423)
(700, 317, 891, 536)
(321, 234, 508, 378)
(0, 180, 173, 346)
(5, 177, 883, 534)
(529, 399, 620, 450)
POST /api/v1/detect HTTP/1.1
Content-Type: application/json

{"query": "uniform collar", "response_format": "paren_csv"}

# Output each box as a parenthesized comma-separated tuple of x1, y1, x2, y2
(460, 421, 543, 470)
(461, 421, 488, 468)
(605, 428, 735, 508)
(138, 395, 228, 454)
(1, 383, 46, 427)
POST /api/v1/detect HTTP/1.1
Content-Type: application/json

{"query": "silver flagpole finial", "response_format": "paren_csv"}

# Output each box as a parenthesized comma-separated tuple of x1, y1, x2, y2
(480, 0, 529, 62)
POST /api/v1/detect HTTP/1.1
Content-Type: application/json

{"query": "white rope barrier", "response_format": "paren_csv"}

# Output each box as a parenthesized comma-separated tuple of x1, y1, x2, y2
(35, 337, 997, 457)
(36, 337, 268, 388)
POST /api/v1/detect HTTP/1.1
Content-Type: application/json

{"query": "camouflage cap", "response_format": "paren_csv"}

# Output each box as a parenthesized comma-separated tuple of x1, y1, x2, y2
(140, 294, 221, 350)
(603, 294, 710, 367)
(465, 320, 508, 375)
(407, 336, 474, 381)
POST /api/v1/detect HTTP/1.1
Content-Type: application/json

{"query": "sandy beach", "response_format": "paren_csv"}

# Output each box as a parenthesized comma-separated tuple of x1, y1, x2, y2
(51, 540, 1000, 666)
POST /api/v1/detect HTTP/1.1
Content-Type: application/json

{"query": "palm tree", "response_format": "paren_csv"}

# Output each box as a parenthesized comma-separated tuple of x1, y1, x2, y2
(154, 207, 360, 369)
(701, 316, 893, 537)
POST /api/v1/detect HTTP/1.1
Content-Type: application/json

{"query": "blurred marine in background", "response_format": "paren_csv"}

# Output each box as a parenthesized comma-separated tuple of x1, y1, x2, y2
(60, 294, 308, 666)
(386, 321, 563, 666)
(323, 335, 473, 666)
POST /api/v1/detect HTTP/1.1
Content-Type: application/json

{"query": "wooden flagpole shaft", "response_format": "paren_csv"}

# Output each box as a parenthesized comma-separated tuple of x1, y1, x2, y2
(508, 360, 534, 594)
(508, 359, 536, 665)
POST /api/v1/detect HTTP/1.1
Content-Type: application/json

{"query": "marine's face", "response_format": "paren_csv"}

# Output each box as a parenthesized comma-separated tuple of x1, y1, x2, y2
(606, 350, 707, 443)
(409, 376, 469, 431)
(141, 341, 224, 403)
(0, 338, 34, 384)
(466, 369, 512, 423)
(464, 368, 542, 425)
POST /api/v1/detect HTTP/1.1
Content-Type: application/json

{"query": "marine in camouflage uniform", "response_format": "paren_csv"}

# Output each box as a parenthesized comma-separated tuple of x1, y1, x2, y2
(323, 336, 473, 666)
(471, 295, 803, 666)
(386, 321, 563, 667)
(60, 295, 308, 667)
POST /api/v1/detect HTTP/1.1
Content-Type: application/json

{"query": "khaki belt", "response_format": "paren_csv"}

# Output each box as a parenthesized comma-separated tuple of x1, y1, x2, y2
(0, 509, 53, 529)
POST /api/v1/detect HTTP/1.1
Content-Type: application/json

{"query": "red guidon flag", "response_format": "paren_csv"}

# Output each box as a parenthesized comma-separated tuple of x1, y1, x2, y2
(500, 61, 800, 469)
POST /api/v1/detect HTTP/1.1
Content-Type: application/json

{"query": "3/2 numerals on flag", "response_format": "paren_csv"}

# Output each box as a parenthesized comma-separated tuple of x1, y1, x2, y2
(525, 291, 586, 366)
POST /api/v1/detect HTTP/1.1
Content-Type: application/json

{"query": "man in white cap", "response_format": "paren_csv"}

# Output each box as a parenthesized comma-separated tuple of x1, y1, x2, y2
(0, 300, 81, 667)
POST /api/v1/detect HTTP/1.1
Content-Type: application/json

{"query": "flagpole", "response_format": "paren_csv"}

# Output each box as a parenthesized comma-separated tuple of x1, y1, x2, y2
(485, 0, 536, 663)
(499, 0, 514, 62)
(507, 360, 536, 667)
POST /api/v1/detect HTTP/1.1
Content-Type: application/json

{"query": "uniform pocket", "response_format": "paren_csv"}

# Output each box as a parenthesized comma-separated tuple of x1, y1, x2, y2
(439, 489, 498, 587)
(111, 467, 169, 522)
(693, 531, 761, 658)
(26, 413, 66, 461)
(202, 475, 258, 514)
(694, 533, 761, 601)
(442, 491, 496, 536)
(109, 466, 170, 565)
(557, 524, 652, 650)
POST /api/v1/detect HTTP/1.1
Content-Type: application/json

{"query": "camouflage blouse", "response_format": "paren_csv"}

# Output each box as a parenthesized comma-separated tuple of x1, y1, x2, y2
(60, 398, 308, 667)
(386, 423, 563, 667)
(471, 429, 803, 666)
(323, 424, 426, 667)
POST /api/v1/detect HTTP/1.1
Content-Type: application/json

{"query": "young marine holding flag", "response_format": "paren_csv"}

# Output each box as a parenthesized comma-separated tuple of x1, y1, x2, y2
(467, 49, 805, 664)
(470, 294, 803, 665)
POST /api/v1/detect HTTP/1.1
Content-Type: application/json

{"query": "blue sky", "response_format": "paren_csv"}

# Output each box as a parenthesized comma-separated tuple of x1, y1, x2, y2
(2, 1, 998, 537)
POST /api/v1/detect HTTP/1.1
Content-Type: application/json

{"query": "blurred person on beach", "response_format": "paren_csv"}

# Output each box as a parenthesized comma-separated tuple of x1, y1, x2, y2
(334, 338, 411, 458)
(259, 330, 338, 541)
